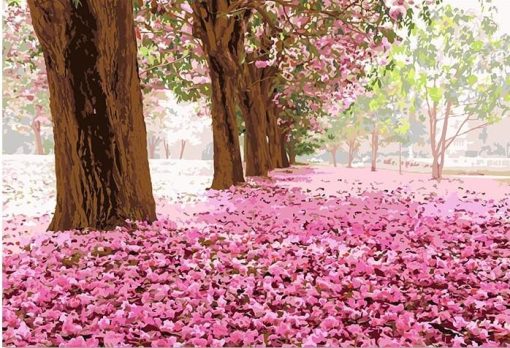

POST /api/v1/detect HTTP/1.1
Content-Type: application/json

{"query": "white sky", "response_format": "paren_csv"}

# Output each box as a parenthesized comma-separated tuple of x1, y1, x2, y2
(445, 0, 510, 34)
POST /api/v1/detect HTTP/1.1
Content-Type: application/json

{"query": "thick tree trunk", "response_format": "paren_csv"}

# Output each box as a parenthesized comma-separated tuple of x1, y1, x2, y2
(371, 129, 379, 172)
(31, 118, 44, 155)
(191, 1, 245, 189)
(238, 59, 271, 177)
(28, 0, 156, 231)
(207, 57, 245, 189)
(240, 100, 270, 176)
(266, 102, 284, 169)
(179, 140, 186, 160)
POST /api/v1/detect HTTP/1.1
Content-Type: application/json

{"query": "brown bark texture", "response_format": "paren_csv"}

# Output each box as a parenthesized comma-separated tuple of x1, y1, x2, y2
(280, 132, 290, 168)
(28, 0, 156, 231)
(266, 94, 285, 169)
(238, 60, 271, 177)
(287, 138, 297, 165)
(191, 0, 244, 189)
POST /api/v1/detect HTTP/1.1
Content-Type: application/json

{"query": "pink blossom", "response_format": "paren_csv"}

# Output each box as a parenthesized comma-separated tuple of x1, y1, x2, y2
(254, 60, 271, 69)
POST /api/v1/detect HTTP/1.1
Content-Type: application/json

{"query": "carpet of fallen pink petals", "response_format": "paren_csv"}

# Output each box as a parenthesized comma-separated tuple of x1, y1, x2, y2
(2, 166, 510, 347)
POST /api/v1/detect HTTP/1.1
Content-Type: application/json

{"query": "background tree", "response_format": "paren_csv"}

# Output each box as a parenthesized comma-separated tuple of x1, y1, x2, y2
(322, 107, 366, 168)
(162, 93, 210, 160)
(395, 3, 510, 179)
(144, 89, 169, 158)
(386, 117, 412, 174)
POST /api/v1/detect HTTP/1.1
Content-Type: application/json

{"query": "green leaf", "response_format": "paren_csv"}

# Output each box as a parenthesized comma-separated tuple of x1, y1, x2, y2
(381, 28, 397, 43)
(466, 75, 478, 85)
(470, 40, 483, 51)
(428, 87, 443, 103)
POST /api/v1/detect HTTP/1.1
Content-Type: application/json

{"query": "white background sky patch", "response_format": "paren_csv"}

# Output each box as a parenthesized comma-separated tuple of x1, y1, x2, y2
(445, 0, 510, 34)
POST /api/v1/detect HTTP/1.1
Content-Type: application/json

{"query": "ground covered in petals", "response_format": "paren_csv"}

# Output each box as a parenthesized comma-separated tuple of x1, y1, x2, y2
(3, 160, 510, 347)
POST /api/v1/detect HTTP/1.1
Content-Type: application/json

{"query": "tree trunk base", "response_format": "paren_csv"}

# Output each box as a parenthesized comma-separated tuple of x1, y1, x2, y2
(29, 0, 157, 231)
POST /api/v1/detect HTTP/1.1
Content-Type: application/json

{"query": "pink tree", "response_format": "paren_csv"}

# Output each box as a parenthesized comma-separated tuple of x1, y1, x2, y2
(134, 0, 428, 187)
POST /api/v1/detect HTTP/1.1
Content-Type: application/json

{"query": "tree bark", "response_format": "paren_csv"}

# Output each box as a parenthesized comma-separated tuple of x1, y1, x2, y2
(287, 138, 297, 165)
(429, 102, 451, 180)
(347, 141, 355, 168)
(28, 0, 156, 231)
(280, 132, 290, 168)
(266, 100, 284, 169)
(243, 133, 247, 163)
(237, 55, 271, 177)
(431, 156, 442, 180)
(330, 148, 337, 167)
(162, 139, 170, 159)
(179, 140, 186, 160)
(31, 118, 44, 155)
(371, 129, 379, 172)
(206, 58, 245, 189)
(191, 0, 245, 189)
(239, 95, 270, 176)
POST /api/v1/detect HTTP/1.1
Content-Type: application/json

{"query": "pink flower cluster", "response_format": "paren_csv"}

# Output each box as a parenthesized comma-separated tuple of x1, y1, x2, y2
(3, 176, 510, 346)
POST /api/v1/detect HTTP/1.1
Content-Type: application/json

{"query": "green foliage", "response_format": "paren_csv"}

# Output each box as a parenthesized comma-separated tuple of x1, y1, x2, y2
(397, 4, 510, 123)
(321, 105, 367, 153)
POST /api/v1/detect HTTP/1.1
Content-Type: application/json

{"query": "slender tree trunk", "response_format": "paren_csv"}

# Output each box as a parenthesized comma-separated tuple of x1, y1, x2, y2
(330, 148, 337, 167)
(429, 102, 451, 180)
(287, 138, 297, 165)
(149, 143, 156, 159)
(148, 136, 160, 159)
(191, 1, 245, 189)
(371, 129, 379, 172)
(399, 142, 402, 175)
(431, 156, 442, 180)
(347, 142, 354, 168)
(31, 118, 44, 155)
(179, 140, 186, 160)
(162, 140, 170, 159)
(280, 132, 290, 168)
(28, 0, 156, 231)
